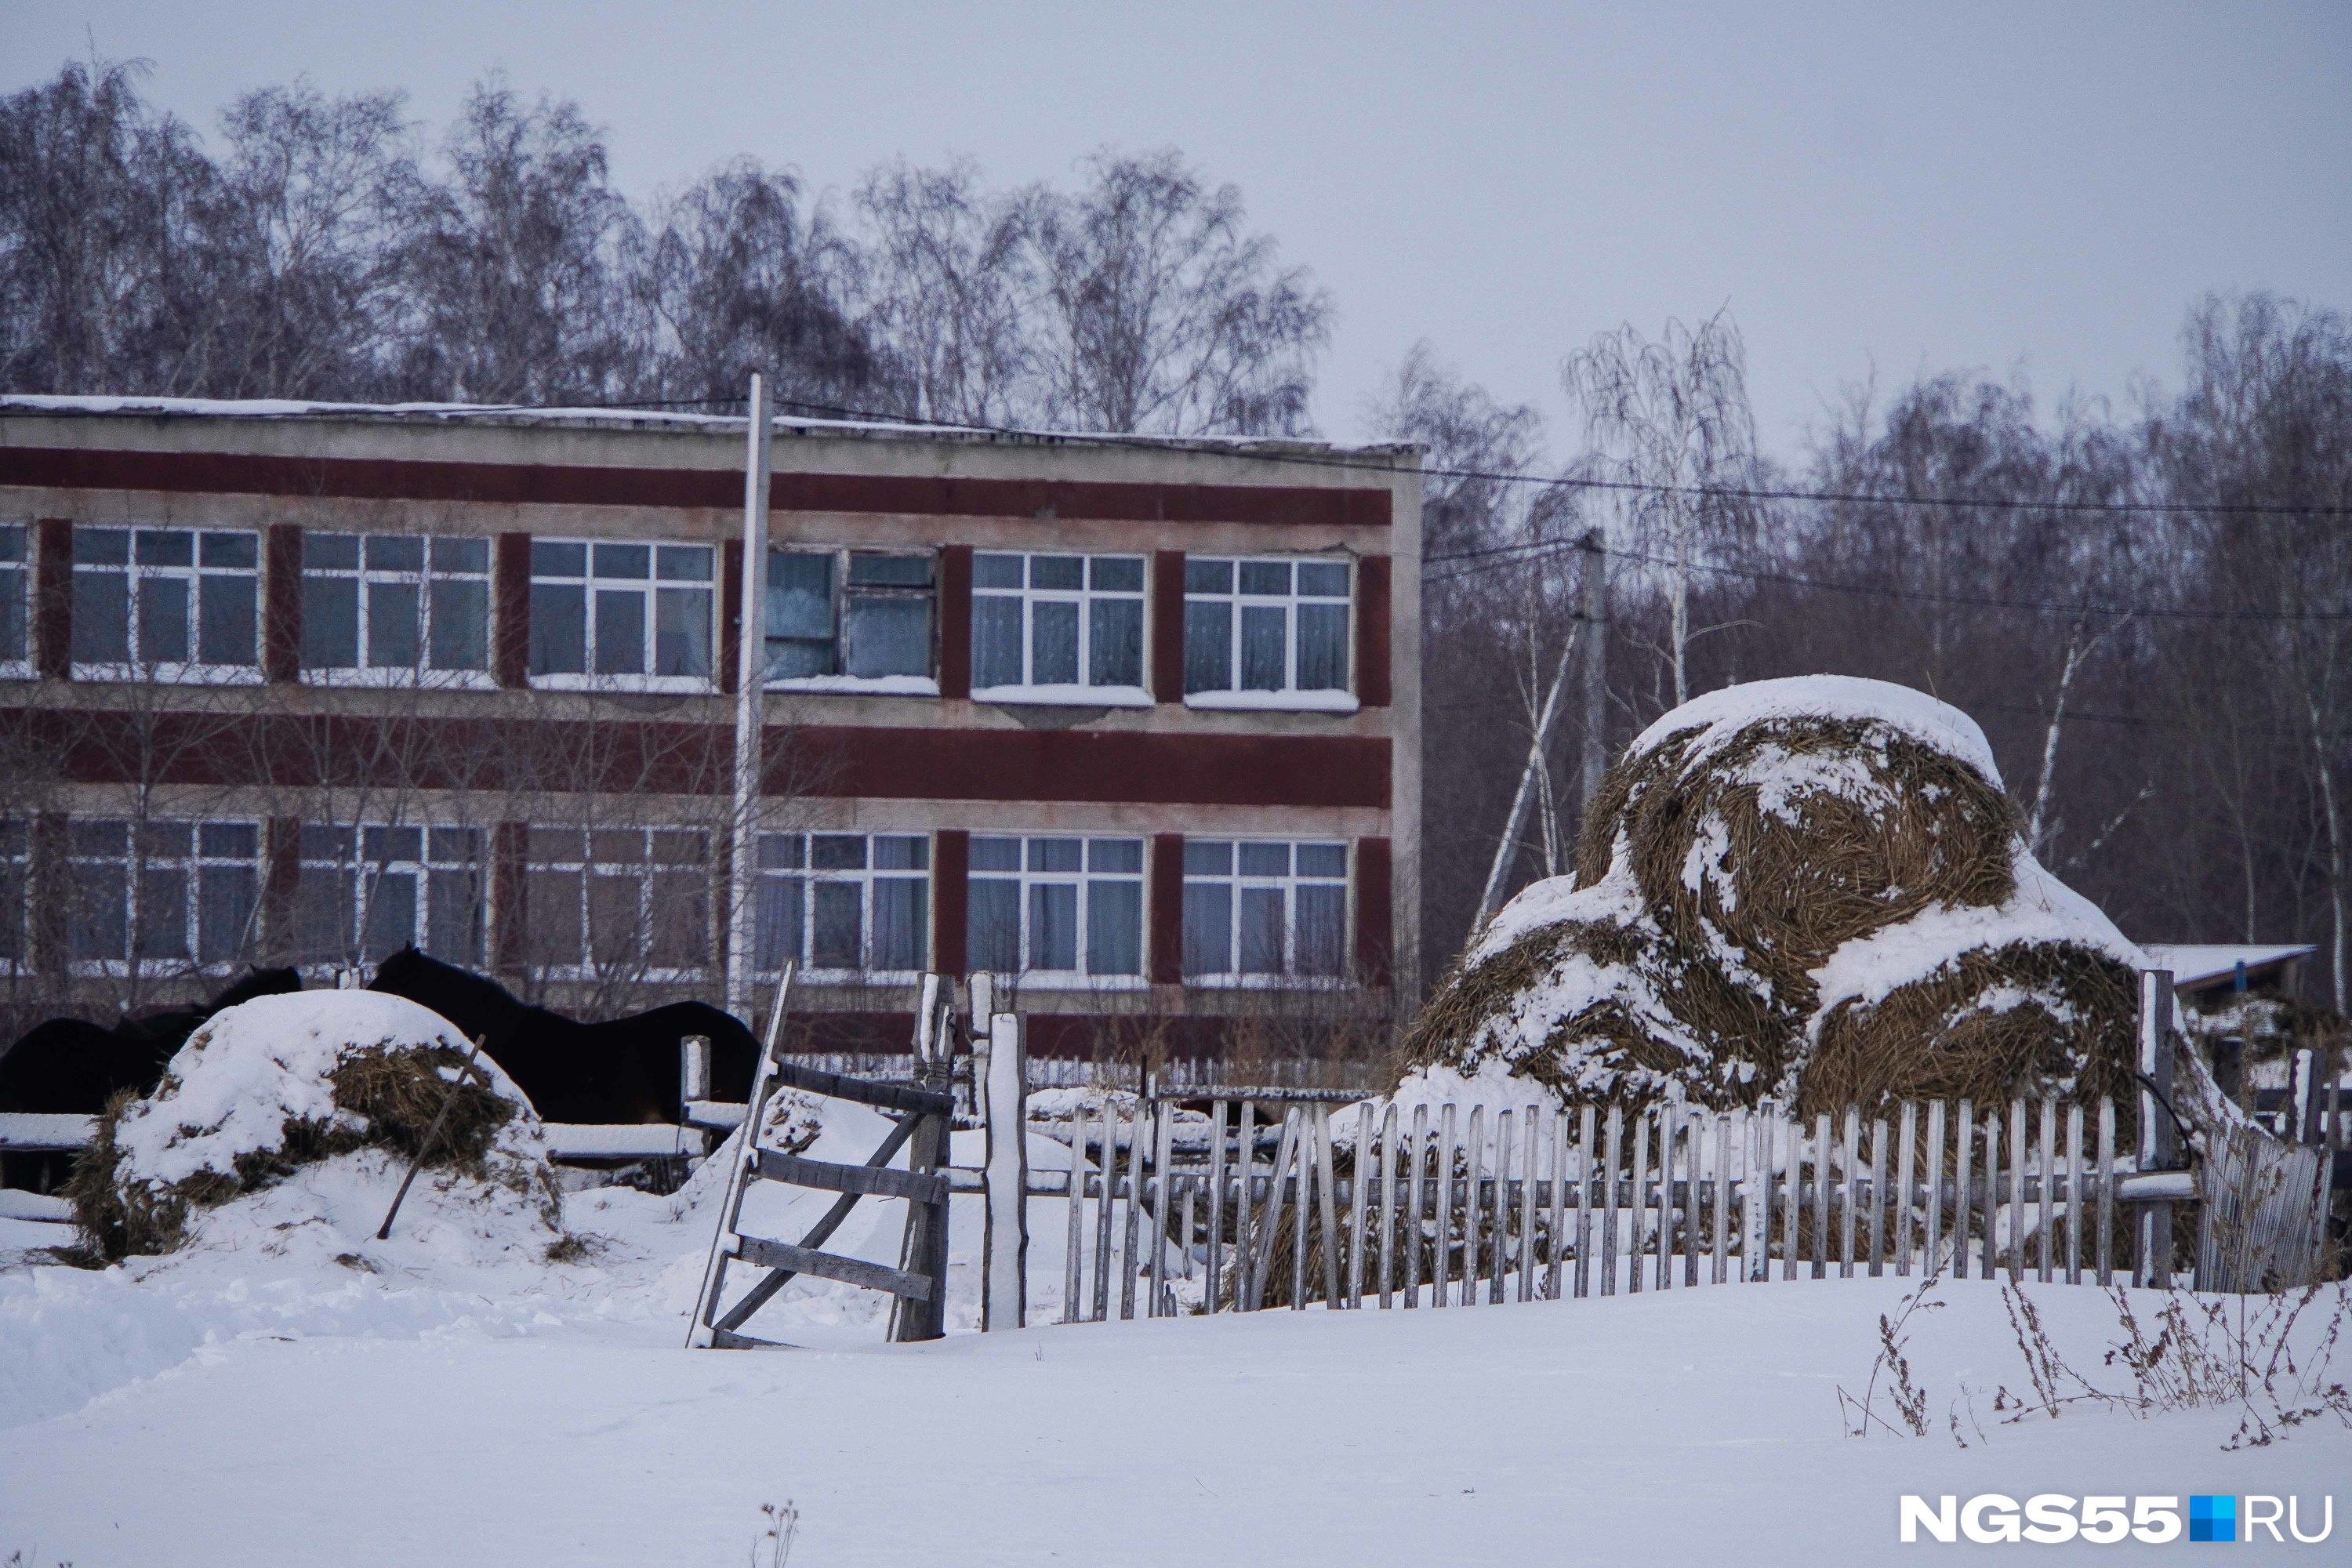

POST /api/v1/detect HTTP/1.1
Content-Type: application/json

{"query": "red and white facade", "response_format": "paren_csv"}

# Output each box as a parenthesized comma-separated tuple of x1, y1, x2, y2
(0, 400, 1421, 1061)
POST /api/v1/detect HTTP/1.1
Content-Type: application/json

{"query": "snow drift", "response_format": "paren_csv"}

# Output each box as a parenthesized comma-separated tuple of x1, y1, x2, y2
(1399, 676, 2186, 1123)
(67, 989, 561, 1260)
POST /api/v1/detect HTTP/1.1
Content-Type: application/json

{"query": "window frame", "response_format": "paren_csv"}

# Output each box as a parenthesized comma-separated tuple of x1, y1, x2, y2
(1181, 554, 1357, 713)
(1179, 837, 1352, 986)
(968, 551, 1152, 708)
(292, 821, 488, 971)
(299, 532, 495, 689)
(762, 546, 941, 695)
(0, 524, 31, 681)
(526, 538, 718, 694)
(64, 816, 263, 977)
(751, 830, 932, 982)
(520, 823, 717, 982)
(965, 833, 1148, 989)
(69, 526, 263, 685)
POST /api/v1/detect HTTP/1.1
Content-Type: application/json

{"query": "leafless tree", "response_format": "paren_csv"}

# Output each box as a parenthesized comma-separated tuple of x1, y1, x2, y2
(852, 157, 1036, 426)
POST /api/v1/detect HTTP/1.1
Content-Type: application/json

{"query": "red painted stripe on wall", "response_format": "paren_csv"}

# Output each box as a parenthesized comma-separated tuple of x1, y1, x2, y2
(1356, 554, 1392, 708)
(1354, 836, 1393, 982)
(1151, 550, 1185, 701)
(1149, 833, 1185, 984)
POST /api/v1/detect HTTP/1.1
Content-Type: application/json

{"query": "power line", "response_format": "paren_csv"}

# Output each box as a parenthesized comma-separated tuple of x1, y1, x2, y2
(1423, 535, 2352, 623)
(514, 391, 2352, 522)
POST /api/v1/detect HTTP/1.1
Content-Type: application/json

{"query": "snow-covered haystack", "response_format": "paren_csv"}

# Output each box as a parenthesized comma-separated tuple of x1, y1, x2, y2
(1401, 676, 2169, 1123)
(67, 990, 561, 1261)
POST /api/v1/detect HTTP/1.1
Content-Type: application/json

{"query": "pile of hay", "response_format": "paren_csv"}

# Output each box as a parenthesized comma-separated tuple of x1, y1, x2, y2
(1402, 676, 2181, 1123)
(67, 990, 560, 1261)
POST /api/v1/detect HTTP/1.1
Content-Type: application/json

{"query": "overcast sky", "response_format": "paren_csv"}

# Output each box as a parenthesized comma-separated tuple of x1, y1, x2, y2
(9, 2, 2350, 456)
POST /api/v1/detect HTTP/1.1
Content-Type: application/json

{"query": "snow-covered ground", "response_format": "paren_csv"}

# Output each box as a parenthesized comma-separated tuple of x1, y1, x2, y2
(5, 1101, 2347, 1568)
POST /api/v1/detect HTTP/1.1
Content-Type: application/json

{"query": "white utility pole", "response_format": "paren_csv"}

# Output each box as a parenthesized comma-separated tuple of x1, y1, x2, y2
(725, 374, 772, 1022)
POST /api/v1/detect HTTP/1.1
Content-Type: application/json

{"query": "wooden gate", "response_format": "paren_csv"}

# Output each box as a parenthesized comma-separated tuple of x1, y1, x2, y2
(687, 969, 958, 1348)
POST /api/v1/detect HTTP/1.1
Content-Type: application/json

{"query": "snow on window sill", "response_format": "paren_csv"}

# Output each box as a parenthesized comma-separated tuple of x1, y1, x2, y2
(1183, 688, 1359, 714)
(971, 683, 1154, 710)
(527, 673, 716, 695)
(978, 971, 1150, 992)
(70, 662, 264, 687)
(301, 666, 499, 692)
(763, 967, 931, 988)
(766, 673, 941, 697)
(0, 662, 31, 682)
(1182, 973, 1358, 992)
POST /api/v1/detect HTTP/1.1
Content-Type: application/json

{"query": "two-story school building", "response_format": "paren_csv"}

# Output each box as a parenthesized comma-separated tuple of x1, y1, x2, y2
(0, 398, 1421, 1062)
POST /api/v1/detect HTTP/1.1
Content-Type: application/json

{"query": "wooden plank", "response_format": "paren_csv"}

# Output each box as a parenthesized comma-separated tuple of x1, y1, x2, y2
(755, 1149, 946, 1205)
(1459, 1105, 1485, 1308)
(1952, 1098, 1974, 1280)
(1349, 1103, 1371, 1308)
(1436, 1103, 1458, 1307)
(1486, 1108, 1509, 1304)
(1520, 1109, 1541, 1302)
(1249, 1108, 1300, 1310)
(1207, 1100, 1229, 1312)
(2009, 1098, 2028, 1284)
(1924, 1100, 1945, 1280)
(1406, 1103, 1429, 1308)
(736, 1236, 935, 1301)
(2135, 970, 2175, 1289)
(1744, 1103, 1771, 1283)
(1574, 1105, 1595, 1298)
(1980, 1107, 2001, 1283)
(1548, 1107, 1571, 1300)
(1706, 1112, 1726, 1286)
(1232, 1100, 1257, 1313)
(1681, 1109, 1700, 1288)
(1092, 1109, 1116, 1322)
(1316, 1105, 1344, 1310)
(1839, 1106, 1860, 1279)
(1120, 1105, 1146, 1320)
(2095, 1098, 2116, 1287)
(1893, 1103, 1916, 1276)
(1378, 1103, 1401, 1308)
(982, 1009, 1029, 1330)
(1811, 1112, 1831, 1281)
(2065, 1103, 2085, 1287)
(1181, 1174, 1198, 1282)
(768, 1060, 953, 1118)
(687, 960, 795, 1348)
(1780, 1104, 1801, 1282)
(1289, 1107, 1314, 1310)
(1063, 1110, 1088, 1325)
(1149, 1103, 1173, 1318)
(2037, 1097, 2057, 1286)
(1629, 1109, 1652, 1295)
(1867, 1116, 1888, 1278)
(1600, 1105, 1622, 1298)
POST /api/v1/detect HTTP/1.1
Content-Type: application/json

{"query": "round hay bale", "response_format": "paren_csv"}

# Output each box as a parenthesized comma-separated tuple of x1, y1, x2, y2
(64, 990, 554, 1261)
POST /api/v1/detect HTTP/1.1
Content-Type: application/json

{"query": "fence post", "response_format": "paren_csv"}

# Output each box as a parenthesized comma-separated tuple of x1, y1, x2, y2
(982, 1008, 1028, 1331)
(2136, 969, 2176, 1288)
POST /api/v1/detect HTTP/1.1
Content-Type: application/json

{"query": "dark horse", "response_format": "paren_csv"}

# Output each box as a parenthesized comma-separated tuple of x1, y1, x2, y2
(0, 967, 304, 1189)
(366, 947, 758, 1124)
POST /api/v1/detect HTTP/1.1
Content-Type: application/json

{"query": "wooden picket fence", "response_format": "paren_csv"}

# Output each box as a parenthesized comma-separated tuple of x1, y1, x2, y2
(1049, 1091, 2334, 1323)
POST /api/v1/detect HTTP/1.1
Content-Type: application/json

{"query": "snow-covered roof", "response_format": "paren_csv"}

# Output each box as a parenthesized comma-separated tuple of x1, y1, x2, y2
(0, 394, 1419, 462)
(2141, 943, 2317, 989)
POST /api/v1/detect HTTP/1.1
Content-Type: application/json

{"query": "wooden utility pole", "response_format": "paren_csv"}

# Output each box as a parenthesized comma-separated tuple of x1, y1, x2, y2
(1577, 528, 1609, 819)
(725, 375, 772, 1022)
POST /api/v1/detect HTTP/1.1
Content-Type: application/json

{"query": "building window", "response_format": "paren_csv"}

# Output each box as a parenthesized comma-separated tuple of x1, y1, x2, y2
(1182, 556, 1352, 710)
(71, 527, 260, 681)
(970, 553, 1148, 704)
(293, 823, 486, 967)
(1181, 839, 1348, 981)
(764, 549, 936, 690)
(67, 818, 260, 971)
(0, 525, 28, 676)
(753, 832, 929, 977)
(522, 826, 713, 977)
(302, 533, 492, 684)
(528, 540, 715, 690)
(966, 836, 1144, 981)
